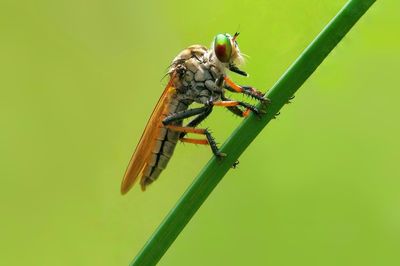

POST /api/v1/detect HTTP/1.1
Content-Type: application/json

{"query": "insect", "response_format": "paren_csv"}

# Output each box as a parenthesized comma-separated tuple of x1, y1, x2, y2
(121, 33, 269, 194)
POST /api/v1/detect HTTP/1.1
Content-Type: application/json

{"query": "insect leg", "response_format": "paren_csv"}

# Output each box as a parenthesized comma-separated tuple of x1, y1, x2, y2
(162, 106, 209, 125)
(224, 77, 270, 103)
(226, 106, 249, 117)
(228, 63, 248, 77)
(204, 130, 226, 157)
(224, 76, 243, 93)
(241, 86, 271, 103)
(235, 101, 265, 117)
(165, 125, 225, 157)
(220, 95, 250, 118)
(180, 138, 208, 145)
(219, 95, 248, 117)
(213, 100, 264, 117)
(184, 107, 213, 128)
(179, 105, 213, 138)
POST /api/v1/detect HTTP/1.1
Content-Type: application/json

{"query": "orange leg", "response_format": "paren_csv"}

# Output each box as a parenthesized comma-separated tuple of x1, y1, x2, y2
(165, 125, 206, 135)
(225, 106, 251, 117)
(224, 77, 243, 92)
(214, 99, 262, 116)
(165, 125, 225, 157)
(180, 138, 209, 145)
(213, 100, 261, 116)
(213, 101, 240, 107)
(243, 108, 251, 117)
(224, 76, 269, 103)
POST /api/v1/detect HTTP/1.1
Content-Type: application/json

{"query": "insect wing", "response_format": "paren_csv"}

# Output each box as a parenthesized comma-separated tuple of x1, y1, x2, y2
(121, 79, 174, 194)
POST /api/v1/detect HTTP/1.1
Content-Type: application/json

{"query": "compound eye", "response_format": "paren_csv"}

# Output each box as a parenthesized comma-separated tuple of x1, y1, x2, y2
(214, 34, 232, 63)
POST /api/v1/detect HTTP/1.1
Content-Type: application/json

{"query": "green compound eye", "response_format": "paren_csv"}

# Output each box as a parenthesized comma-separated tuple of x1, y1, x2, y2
(214, 34, 232, 63)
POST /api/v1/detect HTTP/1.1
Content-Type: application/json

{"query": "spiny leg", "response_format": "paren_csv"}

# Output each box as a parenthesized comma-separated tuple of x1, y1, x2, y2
(177, 106, 243, 167)
(163, 103, 219, 152)
(213, 99, 264, 117)
(225, 83, 267, 102)
(242, 86, 270, 102)
(224, 76, 270, 103)
(165, 125, 225, 158)
(226, 106, 249, 118)
(220, 95, 252, 117)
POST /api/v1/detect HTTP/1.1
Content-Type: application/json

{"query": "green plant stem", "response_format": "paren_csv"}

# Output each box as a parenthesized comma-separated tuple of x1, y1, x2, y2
(131, 0, 376, 265)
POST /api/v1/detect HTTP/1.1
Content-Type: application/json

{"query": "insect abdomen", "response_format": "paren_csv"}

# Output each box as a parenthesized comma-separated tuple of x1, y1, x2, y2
(140, 97, 188, 189)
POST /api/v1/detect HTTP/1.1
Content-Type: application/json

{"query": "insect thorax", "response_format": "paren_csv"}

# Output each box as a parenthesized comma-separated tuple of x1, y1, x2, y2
(169, 45, 226, 105)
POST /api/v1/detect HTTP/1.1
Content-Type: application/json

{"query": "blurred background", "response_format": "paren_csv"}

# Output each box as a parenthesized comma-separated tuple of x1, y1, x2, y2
(1, 0, 399, 265)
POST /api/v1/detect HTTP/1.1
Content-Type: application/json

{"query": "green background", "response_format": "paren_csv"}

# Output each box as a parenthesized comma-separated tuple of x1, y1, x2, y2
(1, 0, 399, 265)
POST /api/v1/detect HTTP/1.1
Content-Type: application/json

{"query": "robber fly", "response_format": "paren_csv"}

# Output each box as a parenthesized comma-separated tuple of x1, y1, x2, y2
(121, 33, 269, 194)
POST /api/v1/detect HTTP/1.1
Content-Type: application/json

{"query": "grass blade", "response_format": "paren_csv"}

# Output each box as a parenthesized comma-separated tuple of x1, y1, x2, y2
(131, 0, 376, 265)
